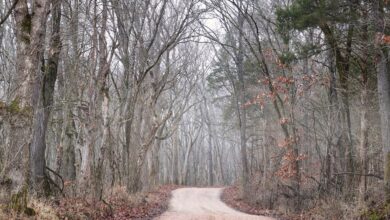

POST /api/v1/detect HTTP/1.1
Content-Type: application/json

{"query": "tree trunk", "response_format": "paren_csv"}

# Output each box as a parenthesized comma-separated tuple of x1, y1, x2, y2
(359, 9, 370, 204)
(378, 47, 390, 201)
(320, 22, 354, 193)
(4, 1, 32, 211)
(13, 0, 50, 196)
(359, 78, 368, 203)
(59, 0, 79, 183)
(374, 0, 390, 202)
(30, 0, 61, 196)
(181, 127, 200, 185)
(236, 11, 249, 195)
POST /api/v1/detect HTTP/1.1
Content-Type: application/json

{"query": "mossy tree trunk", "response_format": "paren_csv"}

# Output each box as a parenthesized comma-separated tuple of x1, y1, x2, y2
(7, 0, 49, 204)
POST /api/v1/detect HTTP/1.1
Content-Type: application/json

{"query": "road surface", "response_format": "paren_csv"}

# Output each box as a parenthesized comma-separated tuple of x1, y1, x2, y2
(157, 187, 275, 220)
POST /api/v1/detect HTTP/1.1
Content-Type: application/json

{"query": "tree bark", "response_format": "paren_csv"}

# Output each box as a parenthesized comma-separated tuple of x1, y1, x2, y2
(30, 0, 60, 195)
(378, 46, 390, 201)
(320, 22, 354, 193)
(203, 99, 214, 186)
(359, 8, 370, 204)
(374, 0, 390, 202)
(236, 10, 249, 195)
(12, 0, 51, 197)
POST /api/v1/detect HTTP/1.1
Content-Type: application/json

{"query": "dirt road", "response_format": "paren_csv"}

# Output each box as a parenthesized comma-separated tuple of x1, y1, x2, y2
(157, 188, 275, 220)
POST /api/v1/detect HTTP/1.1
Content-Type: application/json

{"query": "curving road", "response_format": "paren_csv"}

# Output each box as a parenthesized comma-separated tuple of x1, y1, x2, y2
(157, 188, 275, 220)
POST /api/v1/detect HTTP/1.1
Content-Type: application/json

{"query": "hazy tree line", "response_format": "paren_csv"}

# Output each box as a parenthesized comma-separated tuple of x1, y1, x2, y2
(0, 0, 389, 216)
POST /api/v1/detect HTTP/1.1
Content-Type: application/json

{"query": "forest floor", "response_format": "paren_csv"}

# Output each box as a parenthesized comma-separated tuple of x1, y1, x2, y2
(158, 187, 274, 220)
(221, 186, 388, 220)
(221, 186, 312, 220)
(221, 186, 286, 220)
(1, 185, 343, 219)
(0, 185, 180, 219)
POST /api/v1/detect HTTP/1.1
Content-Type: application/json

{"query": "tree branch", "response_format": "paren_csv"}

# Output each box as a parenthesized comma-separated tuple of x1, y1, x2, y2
(0, 0, 19, 26)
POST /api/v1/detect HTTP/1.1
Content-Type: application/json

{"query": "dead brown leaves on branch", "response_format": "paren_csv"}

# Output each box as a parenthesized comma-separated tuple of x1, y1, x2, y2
(375, 33, 390, 45)
(243, 73, 329, 110)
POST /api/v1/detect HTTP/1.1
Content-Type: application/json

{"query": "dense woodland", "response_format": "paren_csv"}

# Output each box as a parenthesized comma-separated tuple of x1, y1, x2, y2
(0, 0, 390, 219)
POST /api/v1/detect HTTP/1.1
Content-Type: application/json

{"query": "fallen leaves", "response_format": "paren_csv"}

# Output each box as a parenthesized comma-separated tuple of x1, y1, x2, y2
(221, 186, 315, 220)
(221, 186, 281, 218)
(53, 185, 180, 220)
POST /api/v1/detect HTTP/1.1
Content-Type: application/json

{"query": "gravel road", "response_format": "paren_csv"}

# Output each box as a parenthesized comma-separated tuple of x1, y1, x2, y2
(157, 187, 275, 220)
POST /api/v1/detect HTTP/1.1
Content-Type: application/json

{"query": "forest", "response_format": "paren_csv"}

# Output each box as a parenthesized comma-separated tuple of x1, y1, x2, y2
(0, 0, 390, 219)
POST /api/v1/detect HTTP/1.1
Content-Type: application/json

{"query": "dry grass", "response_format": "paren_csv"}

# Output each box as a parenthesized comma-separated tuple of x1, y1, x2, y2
(0, 199, 59, 220)
(223, 179, 390, 220)
(221, 186, 283, 219)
